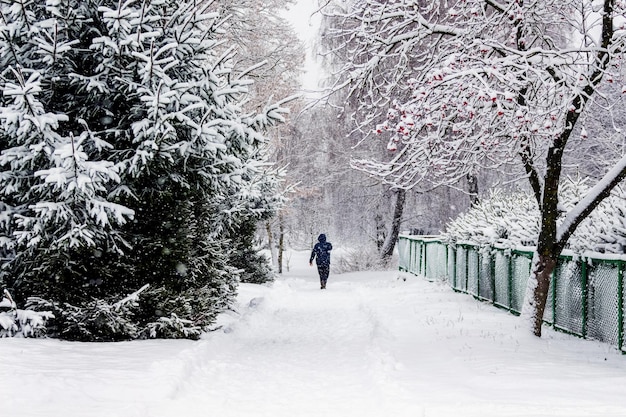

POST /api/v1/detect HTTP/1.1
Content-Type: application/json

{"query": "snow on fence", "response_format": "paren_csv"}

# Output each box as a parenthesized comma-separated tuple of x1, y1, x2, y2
(398, 235, 626, 353)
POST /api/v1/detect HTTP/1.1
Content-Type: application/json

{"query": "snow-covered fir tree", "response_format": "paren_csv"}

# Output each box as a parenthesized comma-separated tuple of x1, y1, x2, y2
(228, 162, 286, 283)
(0, 0, 287, 340)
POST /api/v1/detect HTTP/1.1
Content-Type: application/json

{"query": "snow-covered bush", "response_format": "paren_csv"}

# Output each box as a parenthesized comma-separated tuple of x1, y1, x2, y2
(442, 188, 540, 247)
(145, 314, 203, 340)
(137, 283, 237, 340)
(333, 245, 390, 273)
(442, 177, 626, 254)
(24, 283, 239, 341)
(42, 299, 140, 342)
(0, 290, 53, 338)
(26, 285, 149, 342)
(569, 187, 626, 254)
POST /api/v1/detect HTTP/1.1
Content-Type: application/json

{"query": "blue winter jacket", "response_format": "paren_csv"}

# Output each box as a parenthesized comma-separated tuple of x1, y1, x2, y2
(310, 234, 333, 266)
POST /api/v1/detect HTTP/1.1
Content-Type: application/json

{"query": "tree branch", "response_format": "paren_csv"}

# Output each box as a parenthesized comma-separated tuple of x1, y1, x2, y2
(557, 153, 626, 252)
(519, 141, 543, 206)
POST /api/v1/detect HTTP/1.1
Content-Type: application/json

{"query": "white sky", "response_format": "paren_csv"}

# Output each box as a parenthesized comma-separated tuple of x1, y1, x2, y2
(281, 0, 324, 92)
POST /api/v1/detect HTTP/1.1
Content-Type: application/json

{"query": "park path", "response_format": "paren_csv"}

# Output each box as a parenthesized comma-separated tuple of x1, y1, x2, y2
(2, 250, 626, 417)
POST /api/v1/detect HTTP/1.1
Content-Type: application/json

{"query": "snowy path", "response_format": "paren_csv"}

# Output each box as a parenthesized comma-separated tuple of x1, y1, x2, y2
(2, 250, 626, 417)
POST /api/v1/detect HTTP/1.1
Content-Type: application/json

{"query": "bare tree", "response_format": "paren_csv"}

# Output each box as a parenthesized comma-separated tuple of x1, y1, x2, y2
(317, 1, 489, 263)
(323, 0, 626, 336)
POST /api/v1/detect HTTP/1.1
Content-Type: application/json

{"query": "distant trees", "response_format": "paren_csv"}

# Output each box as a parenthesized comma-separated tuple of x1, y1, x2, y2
(218, 0, 304, 274)
(324, 0, 626, 336)
(213, 0, 303, 110)
(290, 3, 417, 264)
(0, 0, 289, 340)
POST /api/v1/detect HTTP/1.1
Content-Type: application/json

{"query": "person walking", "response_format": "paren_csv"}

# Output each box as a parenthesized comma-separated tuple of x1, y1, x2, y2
(310, 233, 333, 289)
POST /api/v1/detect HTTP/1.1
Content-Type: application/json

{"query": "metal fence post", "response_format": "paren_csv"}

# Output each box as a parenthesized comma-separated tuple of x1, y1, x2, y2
(619, 261, 624, 352)
(508, 253, 513, 311)
(445, 243, 449, 281)
(424, 242, 430, 278)
(404, 237, 408, 272)
(452, 244, 457, 288)
(476, 247, 481, 297)
(552, 268, 557, 327)
(490, 248, 496, 303)
(464, 246, 469, 291)
(411, 240, 418, 274)
(409, 239, 417, 274)
(417, 240, 421, 274)
(581, 260, 588, 338)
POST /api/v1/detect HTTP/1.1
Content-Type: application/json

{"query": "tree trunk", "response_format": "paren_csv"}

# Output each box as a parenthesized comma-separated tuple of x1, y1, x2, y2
(374, 212, 385, 251)
(467, 173, 479, 206)
(380, 189, 406, 263)
(526, 253, 557, 336)
(520, 3, 618, 336)
(521, 128, 563, 336)
(277, 213, 284, 274)
(265, 221, 277, 268)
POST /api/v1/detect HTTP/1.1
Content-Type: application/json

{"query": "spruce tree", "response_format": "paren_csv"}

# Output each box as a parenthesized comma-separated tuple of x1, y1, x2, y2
(0, 0, 286, 340)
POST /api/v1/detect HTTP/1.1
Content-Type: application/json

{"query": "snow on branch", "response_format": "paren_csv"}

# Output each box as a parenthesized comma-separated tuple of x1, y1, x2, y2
(325, 0, 626, 193)
(557, 154, 626, 249)
(114, 284, 150, 311)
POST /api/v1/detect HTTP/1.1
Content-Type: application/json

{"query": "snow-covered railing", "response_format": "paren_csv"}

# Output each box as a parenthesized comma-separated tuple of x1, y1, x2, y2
(398, 235, 626, 353)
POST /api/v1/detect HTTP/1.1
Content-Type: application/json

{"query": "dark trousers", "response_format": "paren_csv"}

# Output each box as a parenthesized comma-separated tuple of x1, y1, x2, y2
(317, 264, 330, 286)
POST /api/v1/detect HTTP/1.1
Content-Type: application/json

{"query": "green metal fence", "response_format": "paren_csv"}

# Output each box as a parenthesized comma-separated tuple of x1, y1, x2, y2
(398, 235, 626, 352)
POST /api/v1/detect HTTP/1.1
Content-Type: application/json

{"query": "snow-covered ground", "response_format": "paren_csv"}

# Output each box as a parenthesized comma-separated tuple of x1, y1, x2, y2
(2, 250, 626, 417)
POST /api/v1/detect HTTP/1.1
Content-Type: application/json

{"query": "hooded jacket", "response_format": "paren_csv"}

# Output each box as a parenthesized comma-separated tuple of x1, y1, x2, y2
(310, 234, 333, 266)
